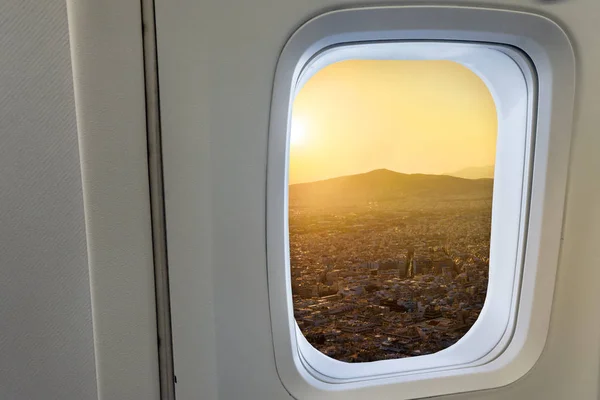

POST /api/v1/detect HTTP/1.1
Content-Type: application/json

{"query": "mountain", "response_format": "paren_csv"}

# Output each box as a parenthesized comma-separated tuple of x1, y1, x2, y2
(446, 165, 494, 180)
(289, 169, 493, 208)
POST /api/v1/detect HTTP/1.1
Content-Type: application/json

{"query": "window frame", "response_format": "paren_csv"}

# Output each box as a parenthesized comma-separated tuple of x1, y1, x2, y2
(289, 42, 531, 381)
(266, 5, 575, 399)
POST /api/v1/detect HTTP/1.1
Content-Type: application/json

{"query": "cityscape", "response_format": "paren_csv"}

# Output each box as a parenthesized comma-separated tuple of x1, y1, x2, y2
(289, 168, 493, 362)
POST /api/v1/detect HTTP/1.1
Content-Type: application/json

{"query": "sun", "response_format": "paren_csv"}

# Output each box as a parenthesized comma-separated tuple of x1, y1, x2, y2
(290, 117, 307, 146)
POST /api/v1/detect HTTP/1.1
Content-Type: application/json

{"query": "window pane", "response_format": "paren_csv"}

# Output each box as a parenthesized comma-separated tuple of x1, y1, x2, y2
(289, 60, 496, 362)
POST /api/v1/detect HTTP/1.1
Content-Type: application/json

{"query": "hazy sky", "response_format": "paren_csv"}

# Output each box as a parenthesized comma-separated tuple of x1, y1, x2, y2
(289, 60, 497, 184)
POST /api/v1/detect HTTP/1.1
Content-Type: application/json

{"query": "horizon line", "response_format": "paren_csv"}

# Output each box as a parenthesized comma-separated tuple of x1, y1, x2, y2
(289, 166, 495, 186)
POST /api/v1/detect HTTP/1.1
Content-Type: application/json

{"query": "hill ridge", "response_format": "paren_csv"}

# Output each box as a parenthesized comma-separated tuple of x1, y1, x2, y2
(291, 168, 491, 187)
(289, 169, 493, 208)
(445, 165, 494, 180)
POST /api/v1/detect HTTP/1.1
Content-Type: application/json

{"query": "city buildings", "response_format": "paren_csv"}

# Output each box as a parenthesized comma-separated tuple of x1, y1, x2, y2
(290, 194, 490, 362)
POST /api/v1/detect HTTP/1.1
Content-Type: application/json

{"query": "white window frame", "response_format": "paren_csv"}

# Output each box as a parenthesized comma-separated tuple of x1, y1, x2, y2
(291, 42, 529, 380)
(266, 6, 575, 400)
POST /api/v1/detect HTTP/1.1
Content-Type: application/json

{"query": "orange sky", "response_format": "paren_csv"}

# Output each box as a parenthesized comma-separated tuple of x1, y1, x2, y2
(289, 60, 497, 184)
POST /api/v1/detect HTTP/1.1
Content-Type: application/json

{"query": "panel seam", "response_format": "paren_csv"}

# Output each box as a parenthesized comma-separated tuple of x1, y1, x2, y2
(140, 0, 176, 398)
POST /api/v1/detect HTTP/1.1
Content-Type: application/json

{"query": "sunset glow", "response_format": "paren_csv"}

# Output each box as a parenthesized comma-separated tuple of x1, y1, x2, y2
(289, 60, 497, 184)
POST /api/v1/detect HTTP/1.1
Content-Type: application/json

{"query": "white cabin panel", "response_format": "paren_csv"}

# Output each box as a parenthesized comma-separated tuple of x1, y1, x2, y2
(154, 1, 600, 400)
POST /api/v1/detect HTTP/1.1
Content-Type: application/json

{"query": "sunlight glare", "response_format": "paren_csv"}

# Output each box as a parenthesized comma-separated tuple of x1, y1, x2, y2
(290, 118, 307, 146)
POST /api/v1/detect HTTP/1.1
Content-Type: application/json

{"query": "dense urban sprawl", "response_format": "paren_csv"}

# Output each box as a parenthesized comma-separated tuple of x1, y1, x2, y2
(290, 182, 491, 362)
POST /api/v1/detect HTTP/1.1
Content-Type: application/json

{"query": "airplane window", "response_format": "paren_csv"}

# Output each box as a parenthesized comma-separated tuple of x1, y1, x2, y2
(289, 59, 496, 362)
(266, 8, 574, 398)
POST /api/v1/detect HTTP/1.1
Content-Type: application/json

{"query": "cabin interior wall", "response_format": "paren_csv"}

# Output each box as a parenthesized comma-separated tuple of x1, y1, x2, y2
(0, 0, 97, 399)
(155, 0, 600, 399)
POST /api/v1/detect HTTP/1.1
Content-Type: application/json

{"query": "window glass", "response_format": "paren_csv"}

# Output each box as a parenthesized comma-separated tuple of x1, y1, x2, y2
(289, 60, 497, 362)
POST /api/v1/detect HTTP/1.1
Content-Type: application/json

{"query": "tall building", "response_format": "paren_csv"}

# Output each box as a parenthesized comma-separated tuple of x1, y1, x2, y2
(404, 247, 415, 278)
